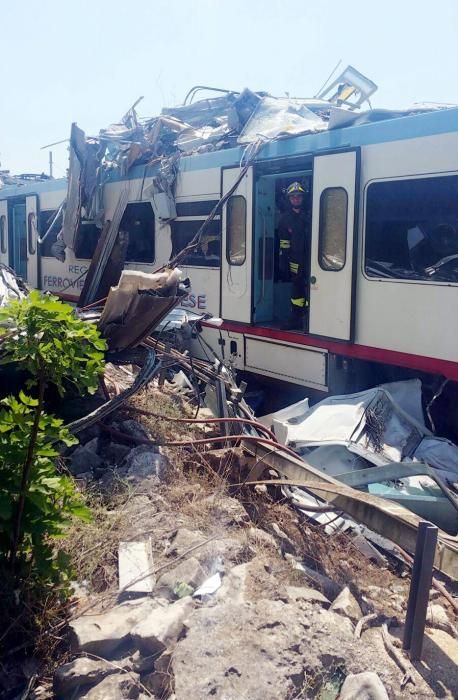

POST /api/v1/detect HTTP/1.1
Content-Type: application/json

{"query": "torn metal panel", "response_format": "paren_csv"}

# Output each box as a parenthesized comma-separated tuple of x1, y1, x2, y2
(61, 123, 84, 250)
(270, 381, 458, 534)
(161, 92, 240, 129)
(77, 188, 129, 307)
(98, 269, 185, 351)
(238, 97, 327, 144)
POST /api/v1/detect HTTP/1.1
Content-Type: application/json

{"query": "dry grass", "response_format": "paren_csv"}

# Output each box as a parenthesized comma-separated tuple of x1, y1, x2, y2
(125, 384, 200, 443)
(62, 492, 132, 594)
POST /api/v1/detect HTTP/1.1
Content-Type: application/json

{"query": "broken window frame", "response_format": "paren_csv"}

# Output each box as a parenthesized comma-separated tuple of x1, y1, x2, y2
(170, 216, 221, 268)
(38, 210, 62, 257)
(318, 187, 348, 271)
(226, 194, 247, 266)
(364, 174, 458, 284)
(120, 202, 156, 265)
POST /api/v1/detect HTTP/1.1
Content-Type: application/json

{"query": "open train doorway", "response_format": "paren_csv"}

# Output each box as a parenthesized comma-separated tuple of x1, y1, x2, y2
(253, 165, 312, 328)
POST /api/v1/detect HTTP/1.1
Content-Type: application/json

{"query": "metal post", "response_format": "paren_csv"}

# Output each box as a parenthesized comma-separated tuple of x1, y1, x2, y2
(215, 377, 230, 437)
(403, 521, 438, 660)
(49, 151, 53, 178)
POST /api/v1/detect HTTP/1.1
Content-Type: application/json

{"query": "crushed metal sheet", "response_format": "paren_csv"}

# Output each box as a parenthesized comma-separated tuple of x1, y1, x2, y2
(269, 380, 458, 534)
(98, 269, 185, 351)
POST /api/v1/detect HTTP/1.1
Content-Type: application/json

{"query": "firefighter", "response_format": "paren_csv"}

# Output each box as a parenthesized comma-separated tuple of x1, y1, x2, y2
(278, 181, 309, 330)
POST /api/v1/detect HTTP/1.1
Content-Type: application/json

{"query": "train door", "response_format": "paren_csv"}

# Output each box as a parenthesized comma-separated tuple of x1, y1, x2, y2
(4, 196, 39, 284)
(221, 166, 253, 322)
(8, 199, 27, 280)
(308, 149, 360, 341)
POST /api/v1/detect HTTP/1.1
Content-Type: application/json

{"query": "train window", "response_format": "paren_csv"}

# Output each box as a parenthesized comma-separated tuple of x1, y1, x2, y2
(27, 213, 36, 255)
(318, 187, 348, 271)
(39, 210, 61, 257)
(120, 202, 155, 263)
(365, 175, 458, 283)
(0, 215, 6, 254)
(170, 219, 221, 267)
(74, 222, 101, 259)
(227, 195, 246, 266)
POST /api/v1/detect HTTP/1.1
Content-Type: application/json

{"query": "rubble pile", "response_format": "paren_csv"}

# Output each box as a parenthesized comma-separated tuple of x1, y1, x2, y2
(47, 386, 457, 699)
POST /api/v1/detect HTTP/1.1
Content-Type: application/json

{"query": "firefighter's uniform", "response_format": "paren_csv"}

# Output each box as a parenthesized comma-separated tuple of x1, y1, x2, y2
(278, 182, 309, 327)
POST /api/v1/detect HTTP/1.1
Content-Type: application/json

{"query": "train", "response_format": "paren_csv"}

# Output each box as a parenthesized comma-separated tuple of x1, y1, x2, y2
(2, 104, 458, 433)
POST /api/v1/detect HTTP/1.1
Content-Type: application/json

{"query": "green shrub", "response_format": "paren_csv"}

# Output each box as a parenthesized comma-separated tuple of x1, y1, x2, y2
(0, 292, 107, 579)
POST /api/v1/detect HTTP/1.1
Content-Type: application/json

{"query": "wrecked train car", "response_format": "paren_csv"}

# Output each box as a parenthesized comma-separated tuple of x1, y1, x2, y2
(2, 75, 458, 427)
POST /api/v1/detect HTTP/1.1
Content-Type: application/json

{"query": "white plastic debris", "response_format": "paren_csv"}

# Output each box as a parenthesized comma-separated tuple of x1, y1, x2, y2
(193, 572, 222, 597)
(118, 539, 155, 594)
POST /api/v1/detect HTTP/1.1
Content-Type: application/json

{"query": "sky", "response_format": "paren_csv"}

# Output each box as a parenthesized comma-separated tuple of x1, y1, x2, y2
(0, 0, 457, 177)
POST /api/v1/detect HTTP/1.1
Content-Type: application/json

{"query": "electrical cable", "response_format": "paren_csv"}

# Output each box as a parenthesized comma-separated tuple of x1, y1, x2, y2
(98, 424, 304, 463)
(126, 406, 277, 442)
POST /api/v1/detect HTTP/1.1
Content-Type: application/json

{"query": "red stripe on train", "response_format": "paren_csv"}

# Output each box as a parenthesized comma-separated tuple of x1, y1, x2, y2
(202, 320, 458, 381)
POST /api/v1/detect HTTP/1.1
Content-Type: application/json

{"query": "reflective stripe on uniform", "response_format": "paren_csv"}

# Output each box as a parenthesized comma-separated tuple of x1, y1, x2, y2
(291, 297, 306, 308)
(280, 239, 291, 249)
(289, 261, 299, 273)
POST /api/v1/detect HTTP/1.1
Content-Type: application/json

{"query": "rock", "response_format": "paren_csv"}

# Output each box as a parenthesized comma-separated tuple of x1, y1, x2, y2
(339, 671, 389, 699)
(172, 599, 354, 700)
(77, 423, 102, 445)
(105, 442, 132, 465)
(131, 596, 194, 655)
(118, 419, 151, 442)
(247, 527, 279, 551)
(130, 653, 156, 675)
(330, 586, 362, 624)
(142, 651, 173, 697)
(270, 523, 297, 555)
(199, 493, 250, 526)
(124, 446, 165, 481)
(216, 558, 282, 605)
(165, 529, 207, 558)
(69, 598, 163, 657)
(427, 603, 458, 638)
(54, 657, 115, 696)
(165, 528, 249, 571)
(77, 673, 140, 699)
(155, 557, 205, 599)
(284, 555, 341, 600)
(70, 443, 103, 475)
(285, 585, 330, 606)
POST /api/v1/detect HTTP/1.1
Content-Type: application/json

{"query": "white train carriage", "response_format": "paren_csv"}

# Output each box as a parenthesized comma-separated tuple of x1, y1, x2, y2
(2, 106, 458, 411)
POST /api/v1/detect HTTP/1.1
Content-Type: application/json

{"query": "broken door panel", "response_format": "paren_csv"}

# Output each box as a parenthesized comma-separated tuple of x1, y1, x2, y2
(221, 167, 253, 323)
